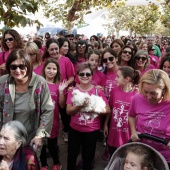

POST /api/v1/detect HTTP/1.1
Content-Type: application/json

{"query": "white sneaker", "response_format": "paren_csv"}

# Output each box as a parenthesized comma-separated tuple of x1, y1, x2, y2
(63, 132, 68, 142)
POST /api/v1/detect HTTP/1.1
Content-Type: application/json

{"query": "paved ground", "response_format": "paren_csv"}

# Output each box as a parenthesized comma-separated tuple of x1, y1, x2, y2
(47, 129, 109, 170)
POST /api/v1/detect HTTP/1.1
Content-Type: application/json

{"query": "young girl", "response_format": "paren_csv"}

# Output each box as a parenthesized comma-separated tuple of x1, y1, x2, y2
(124, 144, 154, 170)
(104, 66, 140, 157)
(40, 58, 68, 170)
(75, 50, 106, 88)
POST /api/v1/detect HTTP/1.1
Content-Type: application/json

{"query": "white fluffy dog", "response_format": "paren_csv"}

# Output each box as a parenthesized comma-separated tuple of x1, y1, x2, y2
(72, 89, 106, 119)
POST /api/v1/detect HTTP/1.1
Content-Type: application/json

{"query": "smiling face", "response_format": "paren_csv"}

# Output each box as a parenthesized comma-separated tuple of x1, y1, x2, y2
(88, 54, 100, 70)
(78, 68, 92, 85)
(142, 83, 164, 104)
(162, 61, 170, 77)
(10, 59, 28, 82)
(121, 48, 132, 63)
(124, 152, 143, 170)
(103, 52, 117, 70)
(60, 41, 69, 55)
(45, 63, 58, 81)
(111, 42, 122, 54)
(47, 42, 60, 59)
(5, 33, 15, 50)
(0, 128, 21, 159)
(142, 43, 148, 51)
(135, 54, 147, 69)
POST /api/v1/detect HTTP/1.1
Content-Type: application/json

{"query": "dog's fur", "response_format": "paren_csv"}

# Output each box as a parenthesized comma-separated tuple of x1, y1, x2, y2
(72, 89, 106, 119)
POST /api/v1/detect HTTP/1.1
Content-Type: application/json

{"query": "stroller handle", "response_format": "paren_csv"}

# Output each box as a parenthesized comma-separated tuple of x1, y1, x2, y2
(130, 133, 169, 145)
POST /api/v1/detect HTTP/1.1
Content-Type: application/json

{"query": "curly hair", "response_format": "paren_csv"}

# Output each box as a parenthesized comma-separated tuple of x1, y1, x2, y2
(1, 29, 24, 51)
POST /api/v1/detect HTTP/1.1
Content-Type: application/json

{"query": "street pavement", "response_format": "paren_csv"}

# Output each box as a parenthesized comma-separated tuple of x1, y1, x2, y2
(47, 129, 109, 170)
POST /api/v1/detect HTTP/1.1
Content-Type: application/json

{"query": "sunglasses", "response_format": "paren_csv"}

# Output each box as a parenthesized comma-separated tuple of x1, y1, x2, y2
(103, 56, 114, 63)
(135, 56, 147, 61)
(122, 50, 132, 55)
(5, 37, 14, 42)
(78, 72, 92, 77)
(10, 64, 26, 70)
(78, 44, 86, 48)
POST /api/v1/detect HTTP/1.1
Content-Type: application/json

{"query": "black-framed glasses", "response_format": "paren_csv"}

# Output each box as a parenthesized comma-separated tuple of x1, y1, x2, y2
(135, 56, 147, 61)
(5, 37, 14, 42)
(78, 72, 92, 77)
(103, 56, 114, 63)
(122, 50, 132, 55)
(10, 64, 26, 70)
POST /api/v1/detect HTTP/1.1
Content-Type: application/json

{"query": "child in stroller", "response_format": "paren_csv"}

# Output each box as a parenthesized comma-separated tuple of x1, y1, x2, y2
(124, 144, 154, 170)
(105, 141, 169, 170)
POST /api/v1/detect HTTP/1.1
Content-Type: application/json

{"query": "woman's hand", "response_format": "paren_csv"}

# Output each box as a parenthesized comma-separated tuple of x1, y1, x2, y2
(103, 124, 108, 137)
(0, 160, 9, 170)
(0, 63, 6, 70)
(59, 79, 68, 93)
(131, 131, 141, 142)
(30, 136, 42, 151)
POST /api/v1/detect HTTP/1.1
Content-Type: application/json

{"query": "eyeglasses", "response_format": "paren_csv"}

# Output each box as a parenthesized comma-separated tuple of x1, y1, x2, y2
(10, 64, 26, 70)
(103, 56, 114, 63)
(5, 37, 14, 42)
(78, 44, 86, 48)
(28, 53, 36, 57)
(135, 56, 147, 61)
(122, 50, 132, 55)
(78, 72, 92, 77)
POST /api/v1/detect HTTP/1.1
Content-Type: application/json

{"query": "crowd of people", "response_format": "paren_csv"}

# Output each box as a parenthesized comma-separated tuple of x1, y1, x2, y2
(0, 28, 170, 170)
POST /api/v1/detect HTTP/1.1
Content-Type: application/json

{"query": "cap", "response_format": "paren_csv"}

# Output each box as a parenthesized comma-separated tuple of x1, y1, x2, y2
(58, 30, 68, 37)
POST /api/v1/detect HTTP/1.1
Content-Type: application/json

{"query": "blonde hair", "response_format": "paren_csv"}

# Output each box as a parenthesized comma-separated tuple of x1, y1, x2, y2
(25, 42, 42, 65)
(139, 69, 170, 101)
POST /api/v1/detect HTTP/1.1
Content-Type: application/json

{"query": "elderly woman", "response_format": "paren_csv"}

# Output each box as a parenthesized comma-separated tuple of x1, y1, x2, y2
(0, 120, 40, 169)
(128, 69, 170, 168)
(0, 49, 53, 156)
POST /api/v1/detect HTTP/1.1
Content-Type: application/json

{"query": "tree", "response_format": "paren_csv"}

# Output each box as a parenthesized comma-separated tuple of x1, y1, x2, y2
(103, 4, 161, 36)
(0, 0, 46, 28)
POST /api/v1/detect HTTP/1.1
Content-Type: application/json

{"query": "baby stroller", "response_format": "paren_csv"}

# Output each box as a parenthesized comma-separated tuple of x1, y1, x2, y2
(105, 133, 169, 170)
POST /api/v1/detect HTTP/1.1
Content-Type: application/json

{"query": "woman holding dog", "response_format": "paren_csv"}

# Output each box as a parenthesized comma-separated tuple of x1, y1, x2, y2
(66, 62, 110, 170)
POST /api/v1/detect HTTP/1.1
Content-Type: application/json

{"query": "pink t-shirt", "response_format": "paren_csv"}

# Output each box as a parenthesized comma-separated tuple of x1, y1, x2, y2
(75, 70, 106, 87)
(128, 93, 170, 162)
(33, 63, 44, 75)
(58, 56, 75, 81)
(149, 55, 159, 68)
(107, 86, 138, 148)
(66, 87, 108, 132)
(0, 51, 9, 65)
(105, 70, 118, 100)
(74, 57, 87, 72)
(48, 83, 60, 138)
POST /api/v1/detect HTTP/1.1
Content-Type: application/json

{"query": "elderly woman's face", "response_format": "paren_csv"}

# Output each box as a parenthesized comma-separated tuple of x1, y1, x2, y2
(143, 83, 164, 104)
(10, 59, 27, 81)
(0, 128, 21, 157)
(47, 42, 60, 59)
(135, 54, 147, 69)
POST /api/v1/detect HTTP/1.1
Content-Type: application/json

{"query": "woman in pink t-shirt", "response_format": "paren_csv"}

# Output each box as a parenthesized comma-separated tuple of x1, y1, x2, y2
(128, 69, 170, 168)
(66, 62, 110, 170)
(131, 50, 154, 75)
(75, 49, 106, 88)
(25, 42, 44, 75)
(0, 29, 24, 76)
(104, 66, 140, 158)
(40, 58, 68, 170)
(102, 48, 119, 100)
(159, 55, 170, 78)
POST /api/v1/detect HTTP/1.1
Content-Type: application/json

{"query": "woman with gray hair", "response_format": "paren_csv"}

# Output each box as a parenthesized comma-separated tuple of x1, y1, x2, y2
(131, 50, 154, 75)
(0, 120, 40, 169)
